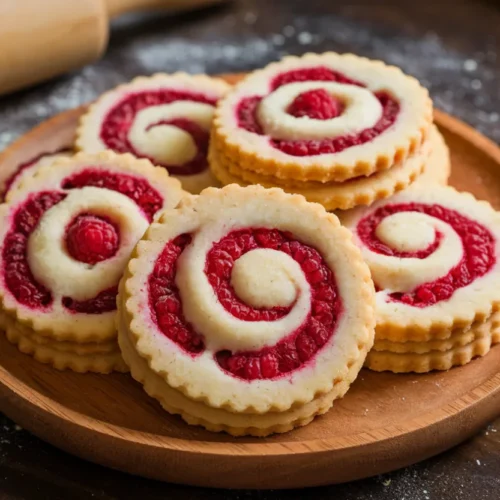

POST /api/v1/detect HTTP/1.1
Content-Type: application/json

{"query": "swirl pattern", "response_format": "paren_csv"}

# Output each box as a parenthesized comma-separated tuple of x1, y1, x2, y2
(0, 152, 183, 342)
(342, 186, 500, 338)
(212, 53, 432, 183)
(120, 185, 375, 417)
(77, 73, 231, 193)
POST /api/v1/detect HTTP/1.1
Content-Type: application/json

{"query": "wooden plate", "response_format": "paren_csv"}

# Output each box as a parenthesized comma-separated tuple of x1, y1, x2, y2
(1, 74, 500, 489)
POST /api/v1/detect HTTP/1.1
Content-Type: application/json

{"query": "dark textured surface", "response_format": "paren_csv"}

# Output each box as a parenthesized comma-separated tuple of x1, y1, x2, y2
(0, 0, 499, 498)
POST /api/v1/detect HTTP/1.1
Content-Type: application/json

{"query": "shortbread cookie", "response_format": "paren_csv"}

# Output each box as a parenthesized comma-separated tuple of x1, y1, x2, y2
(341, 186, 500, 340)
(0, 150, 72, 201)
(0, 151, 184, 344)
(6, 316, 127, 373)
(211, 52, 432, 183)
(210, 132, 430, 210)
(366, 312, 500, 373)
(119, 185, 375, 435)
(76, 73, 230, 193)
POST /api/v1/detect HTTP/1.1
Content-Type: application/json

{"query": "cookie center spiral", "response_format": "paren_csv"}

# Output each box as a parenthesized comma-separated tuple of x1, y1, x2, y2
(65, 214, 119, 265)
(357, 202, 496, 306)
(230, 249, 298, 308)
(149, 227, 343, 380)
(236, 66, 400, 157)
(287, 89, 343, 120)
(375, 212, 436, 253)
(100, 90, 217, 175)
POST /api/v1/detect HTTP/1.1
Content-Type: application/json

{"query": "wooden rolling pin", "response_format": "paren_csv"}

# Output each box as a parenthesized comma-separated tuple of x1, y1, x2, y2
(0, 0, 225, 96)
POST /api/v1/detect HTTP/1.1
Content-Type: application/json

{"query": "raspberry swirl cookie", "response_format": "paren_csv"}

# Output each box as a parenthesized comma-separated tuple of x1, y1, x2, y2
(118, 185, 375, 435)
(341, 186, 500, 341)
(77, 73, 231, 194)
(0, 151, 183, 372)
(211, 52, 432, 183)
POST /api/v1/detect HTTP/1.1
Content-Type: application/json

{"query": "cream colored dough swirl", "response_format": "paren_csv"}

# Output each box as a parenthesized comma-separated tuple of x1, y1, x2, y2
(368, 210, 463, 292)
(257, 81, 382, 141)
(28, 187, 148, 301)
(127, 101, 214, 166)
(176, 221, 312, 352)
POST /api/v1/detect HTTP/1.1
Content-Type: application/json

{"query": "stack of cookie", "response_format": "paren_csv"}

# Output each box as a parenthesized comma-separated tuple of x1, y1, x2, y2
(0, 152, 184, 373)
(117, 185, 376, 436)
(341, 186, 500, 373)
(209, 52, 450, 210)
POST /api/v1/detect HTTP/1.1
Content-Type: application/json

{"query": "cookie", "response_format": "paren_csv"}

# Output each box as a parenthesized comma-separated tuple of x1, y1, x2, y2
(365, 312, 500, 373)
(211, 52, 432, 183)
(341, 186, 500, 341)
(76, 73, 231, 193)
(118, 185, 375, 435)
(0, 151, 184, 371)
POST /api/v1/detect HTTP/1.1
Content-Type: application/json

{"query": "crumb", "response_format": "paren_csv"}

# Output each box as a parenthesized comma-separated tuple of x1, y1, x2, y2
(244, 12, 257, 25)
(298, 32, 313, 45)
(463, 59, 478, 72)
(272, 34, 285, 46)
(470, 79, 482, 90)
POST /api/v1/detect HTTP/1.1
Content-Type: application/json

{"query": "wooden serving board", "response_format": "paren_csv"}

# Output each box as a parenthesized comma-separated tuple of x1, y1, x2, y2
(1, 73, 500, 489)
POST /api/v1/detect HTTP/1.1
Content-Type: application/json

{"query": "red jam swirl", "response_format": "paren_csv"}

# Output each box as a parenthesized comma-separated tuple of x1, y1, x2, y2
(236, 66, 400, 157)
(3, 192, 66, 309)
(149, 228, 342, 380)
(100, 90, 217, 175)
(3, 168, 163, 314)
(356, 203, 496, 306)
(62, 167, 163, 222)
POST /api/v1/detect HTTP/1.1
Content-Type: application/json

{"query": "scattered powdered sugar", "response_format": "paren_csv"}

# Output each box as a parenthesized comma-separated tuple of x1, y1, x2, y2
(464, 59, 479, 72)
(297, 31, 313, 45)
